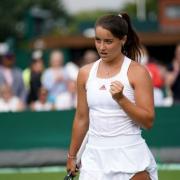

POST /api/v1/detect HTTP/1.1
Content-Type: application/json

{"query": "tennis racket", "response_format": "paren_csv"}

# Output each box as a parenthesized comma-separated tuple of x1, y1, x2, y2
(64, 132, 88, 179)
(76, 132, 88, 168)
(64, 172, 74, 180)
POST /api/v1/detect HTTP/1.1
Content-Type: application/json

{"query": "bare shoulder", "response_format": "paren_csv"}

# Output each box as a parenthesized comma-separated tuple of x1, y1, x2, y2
(130, 61, 149, 73)
(128, 61, 151, 84)
(77, 62, 95, 83)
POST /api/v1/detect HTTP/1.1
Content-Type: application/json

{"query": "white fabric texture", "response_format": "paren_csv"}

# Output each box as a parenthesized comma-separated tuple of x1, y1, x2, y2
(79, 170, 134, 180)
(79, 56, 158, 180)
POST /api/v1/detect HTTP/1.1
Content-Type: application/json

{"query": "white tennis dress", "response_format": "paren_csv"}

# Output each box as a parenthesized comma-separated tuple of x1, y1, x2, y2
(79, 56, 158, 180)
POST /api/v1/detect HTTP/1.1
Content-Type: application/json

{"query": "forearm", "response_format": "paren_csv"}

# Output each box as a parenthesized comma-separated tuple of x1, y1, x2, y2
(117, 95, 154, 129)
(68, 118, 89, 156)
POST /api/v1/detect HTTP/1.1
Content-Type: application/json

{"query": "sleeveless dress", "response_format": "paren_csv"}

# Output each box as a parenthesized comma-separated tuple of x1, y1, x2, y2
(79, 56, 158, 180)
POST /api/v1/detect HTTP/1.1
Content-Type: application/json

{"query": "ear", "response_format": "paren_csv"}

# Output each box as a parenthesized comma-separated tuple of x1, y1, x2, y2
(122, 35, 127, 46)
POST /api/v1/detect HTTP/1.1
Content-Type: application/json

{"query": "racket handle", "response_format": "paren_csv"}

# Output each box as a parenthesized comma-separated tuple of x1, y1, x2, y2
(64, 172, 74, 180)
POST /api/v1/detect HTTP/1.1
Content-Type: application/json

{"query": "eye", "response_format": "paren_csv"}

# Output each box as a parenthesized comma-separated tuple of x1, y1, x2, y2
(105, 39, 113, 44)
(95, 37, 101, 43)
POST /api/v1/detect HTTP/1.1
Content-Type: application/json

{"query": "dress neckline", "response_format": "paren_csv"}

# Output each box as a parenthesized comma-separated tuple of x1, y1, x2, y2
(95, 56, 126, 80)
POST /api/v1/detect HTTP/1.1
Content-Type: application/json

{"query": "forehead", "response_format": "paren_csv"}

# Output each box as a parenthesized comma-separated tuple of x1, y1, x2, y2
(95, 26, 114, 39)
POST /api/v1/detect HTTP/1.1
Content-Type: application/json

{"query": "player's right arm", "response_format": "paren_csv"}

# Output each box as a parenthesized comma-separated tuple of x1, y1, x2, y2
(66, 64, 91, 175)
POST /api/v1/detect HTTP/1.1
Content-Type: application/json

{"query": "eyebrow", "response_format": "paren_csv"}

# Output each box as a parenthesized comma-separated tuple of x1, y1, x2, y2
(95, 36, 113, 41)
(95, 36, 100, 40)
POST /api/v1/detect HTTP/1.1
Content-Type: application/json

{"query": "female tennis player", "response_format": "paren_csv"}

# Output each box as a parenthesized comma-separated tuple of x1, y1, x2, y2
(66, 13, 158, 180)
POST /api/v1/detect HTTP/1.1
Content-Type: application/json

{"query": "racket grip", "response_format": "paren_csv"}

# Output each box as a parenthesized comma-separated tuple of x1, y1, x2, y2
(64, 172, 74, 180)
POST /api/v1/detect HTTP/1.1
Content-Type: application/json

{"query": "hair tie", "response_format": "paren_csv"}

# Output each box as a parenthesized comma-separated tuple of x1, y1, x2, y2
(118, 14, 122, 18)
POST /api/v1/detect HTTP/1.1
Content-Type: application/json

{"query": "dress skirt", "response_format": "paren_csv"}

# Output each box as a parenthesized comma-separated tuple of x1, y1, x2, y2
(79, 134, 158, 180)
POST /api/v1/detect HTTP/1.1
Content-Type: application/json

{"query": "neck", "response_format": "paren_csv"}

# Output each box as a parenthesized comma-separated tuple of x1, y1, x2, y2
(99, 55, 125, 78)
(102, 54, 124, 68)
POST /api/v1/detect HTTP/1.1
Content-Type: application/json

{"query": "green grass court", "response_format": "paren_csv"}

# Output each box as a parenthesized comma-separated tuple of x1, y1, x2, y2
(0, 166, 180, 180)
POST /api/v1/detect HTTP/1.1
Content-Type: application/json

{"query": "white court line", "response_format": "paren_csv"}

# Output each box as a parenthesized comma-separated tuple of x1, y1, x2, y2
(158, 163, 180, 170)
(0, 164, 180, 174)
(0, 166, 66, 174)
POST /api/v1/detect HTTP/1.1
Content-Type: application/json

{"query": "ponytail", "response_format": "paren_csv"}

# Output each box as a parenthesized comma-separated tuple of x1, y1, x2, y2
(121, 13, 142, 62)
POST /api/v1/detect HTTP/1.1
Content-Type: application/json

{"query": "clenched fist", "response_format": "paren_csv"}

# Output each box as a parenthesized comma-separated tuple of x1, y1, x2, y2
(110, 81, 124, 101)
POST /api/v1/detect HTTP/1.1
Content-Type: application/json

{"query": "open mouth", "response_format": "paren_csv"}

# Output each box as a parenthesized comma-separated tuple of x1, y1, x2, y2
(100, 52, 108, 57)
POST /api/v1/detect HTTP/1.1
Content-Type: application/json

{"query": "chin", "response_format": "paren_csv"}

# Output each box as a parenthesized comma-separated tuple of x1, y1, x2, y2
(101, 56, 112, 61)
(101, 58, 108, 62)
(101, 56, 108, 60)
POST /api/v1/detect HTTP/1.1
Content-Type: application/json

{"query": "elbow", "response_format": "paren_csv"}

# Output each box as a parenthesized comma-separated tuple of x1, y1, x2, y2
(145, 120, 153, 130)
(144, 113, 155, 130)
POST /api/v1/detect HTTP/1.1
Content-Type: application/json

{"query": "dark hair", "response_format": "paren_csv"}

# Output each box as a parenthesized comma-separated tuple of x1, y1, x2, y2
(95, 13, 142, 61)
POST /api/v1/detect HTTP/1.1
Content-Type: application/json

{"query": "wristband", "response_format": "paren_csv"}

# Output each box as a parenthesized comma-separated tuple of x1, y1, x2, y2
(67, 153, 76, 159)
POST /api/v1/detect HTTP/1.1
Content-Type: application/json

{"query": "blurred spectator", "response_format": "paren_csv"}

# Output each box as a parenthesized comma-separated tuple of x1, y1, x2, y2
(139, 45, 149, 65)
(23, 54, 44, 104)
(65, 49, 99, 81)
(0, 84, 25, 112)
(23, 50, 44, 89)
(65, 58, 80, 81)
(166, 43, 180, 104)
(55, 79, 77, 110)
(42, 50, 68, 103)
(140, 46, 169, 106)
(147, 60, 168, 106)
(81, 49, 99, 66)
(30, 87, 53, 111)
(0, 52, 26, 102)
(0, 43, 9, 65)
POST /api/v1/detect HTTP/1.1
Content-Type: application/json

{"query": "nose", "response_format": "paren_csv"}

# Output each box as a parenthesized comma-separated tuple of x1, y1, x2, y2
(99, 42, 105, 51)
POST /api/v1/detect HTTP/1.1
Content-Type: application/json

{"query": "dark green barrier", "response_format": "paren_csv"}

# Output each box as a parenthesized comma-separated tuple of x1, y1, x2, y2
(0, 106, 180, 150)
(142, 106, 180, 148)
(0, 110, 75, 150)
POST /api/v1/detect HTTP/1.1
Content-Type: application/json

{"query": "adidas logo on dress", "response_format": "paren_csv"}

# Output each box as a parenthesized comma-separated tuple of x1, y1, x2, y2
(99, 85, 106, 90)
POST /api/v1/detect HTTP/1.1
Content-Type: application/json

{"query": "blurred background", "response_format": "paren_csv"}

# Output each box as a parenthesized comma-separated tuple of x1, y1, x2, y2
(0, 0, 180, 179)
